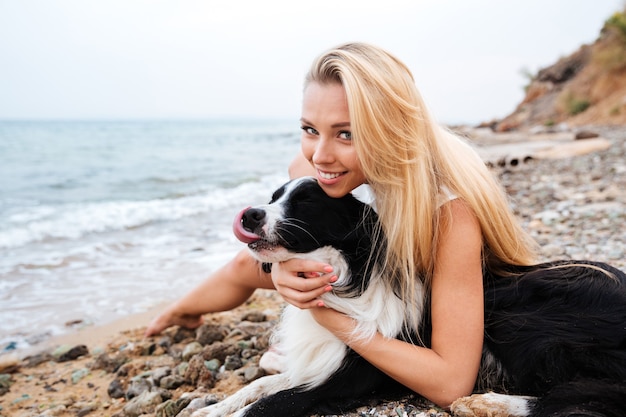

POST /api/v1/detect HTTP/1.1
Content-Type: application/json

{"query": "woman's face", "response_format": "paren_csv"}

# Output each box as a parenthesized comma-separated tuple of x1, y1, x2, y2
(300, 82, 366, 198)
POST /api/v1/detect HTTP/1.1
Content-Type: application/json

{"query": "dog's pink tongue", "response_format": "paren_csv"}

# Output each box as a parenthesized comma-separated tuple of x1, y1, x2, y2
(233, 207, 262, 244)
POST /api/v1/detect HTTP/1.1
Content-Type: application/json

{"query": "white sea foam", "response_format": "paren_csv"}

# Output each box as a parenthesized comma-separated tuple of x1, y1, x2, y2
(0, 120, 298, 353)
(0, 174, 287, 249)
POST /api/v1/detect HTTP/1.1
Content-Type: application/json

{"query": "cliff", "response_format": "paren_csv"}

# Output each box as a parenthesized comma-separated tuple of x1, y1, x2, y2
(495, 9, 626, 131)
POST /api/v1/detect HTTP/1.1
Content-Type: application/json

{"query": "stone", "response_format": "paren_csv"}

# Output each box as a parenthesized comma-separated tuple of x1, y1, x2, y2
(182, 342, 203, 362)
(155, 397, 192, 417)
(90, 352, 128, 373)
(123, 391, 163, 417)
(71, 368, 90, 384)
(224, 354, 243, 371)
(575, 130, 599, 139)
(184, 355, 214, 388)
(241, 311, 267, 322)
(107, 378, 125, 399)
(57, 345, 89, 362)
(200, 341, 240, 362)
(159, 374, 184, 390)
(243, 366, 264, 382)
(195, 324, 227, 346)
(125, 376, 153, 400)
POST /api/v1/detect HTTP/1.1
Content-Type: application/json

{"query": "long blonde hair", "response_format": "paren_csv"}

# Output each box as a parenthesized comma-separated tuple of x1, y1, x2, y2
(305, 42, 538, 311)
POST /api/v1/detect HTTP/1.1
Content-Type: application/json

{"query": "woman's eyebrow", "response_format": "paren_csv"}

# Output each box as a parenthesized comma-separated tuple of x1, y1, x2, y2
(299, 118, 351, 129)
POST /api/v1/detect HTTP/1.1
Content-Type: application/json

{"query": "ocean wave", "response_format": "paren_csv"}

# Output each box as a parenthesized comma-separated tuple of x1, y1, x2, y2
(0, 175, 287, 249)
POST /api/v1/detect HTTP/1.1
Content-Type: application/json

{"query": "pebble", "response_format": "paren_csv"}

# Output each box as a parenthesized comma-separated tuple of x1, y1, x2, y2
(71, 368, 90, 384)
(195, 324, 228, 346)
(184, 355, 214, 388)
(0, 353, 19, 373)
(107, 378, 125, 399)
(242, 366, 264, 383)
(123, 391, 164, 417)
(494, 126, 626, 270)
(181, 342, 203, 362)
(155, 397, 192, 417)
(49, 344, 89, 362)
(90, 351, 129, 373)
(160, 374, 184, 390)
(0, 373, 13, 396)
(125, 376, 153, 400)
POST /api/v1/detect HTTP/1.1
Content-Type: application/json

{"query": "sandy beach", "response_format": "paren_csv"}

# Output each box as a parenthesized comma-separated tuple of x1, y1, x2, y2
(1, 125, 625, 417)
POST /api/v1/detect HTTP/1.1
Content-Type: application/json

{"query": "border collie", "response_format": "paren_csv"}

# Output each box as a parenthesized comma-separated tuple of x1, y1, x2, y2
(191, 177, 626, 417)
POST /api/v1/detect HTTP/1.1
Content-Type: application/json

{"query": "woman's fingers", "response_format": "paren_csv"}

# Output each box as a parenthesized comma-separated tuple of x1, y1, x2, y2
(280, 258, 333, 275)
(271, 259, 336, 309)
(144, 311, 203, 337)
(278, 284, 331, 309)
(278, 272, 332, 292)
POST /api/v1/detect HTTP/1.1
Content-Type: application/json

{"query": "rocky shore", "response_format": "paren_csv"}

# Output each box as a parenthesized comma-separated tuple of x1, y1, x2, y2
(1, 125, 624, 417)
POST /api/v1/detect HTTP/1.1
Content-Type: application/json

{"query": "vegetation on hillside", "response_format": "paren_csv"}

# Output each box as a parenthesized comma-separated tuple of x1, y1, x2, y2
(593, 9, 626, 72)
(496, 8, 626, 130)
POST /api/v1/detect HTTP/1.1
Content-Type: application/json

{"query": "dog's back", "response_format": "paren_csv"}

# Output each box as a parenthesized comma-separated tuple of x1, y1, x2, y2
(457, 260, 626, 416)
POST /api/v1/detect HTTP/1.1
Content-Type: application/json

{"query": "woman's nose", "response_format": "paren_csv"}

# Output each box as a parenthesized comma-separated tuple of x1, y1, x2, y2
(312, 137, 334, 164)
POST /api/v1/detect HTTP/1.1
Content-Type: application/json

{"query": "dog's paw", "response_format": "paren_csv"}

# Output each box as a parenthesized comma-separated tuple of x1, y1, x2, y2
(450, 392, 534, 417)
(258, 345, 287, 374)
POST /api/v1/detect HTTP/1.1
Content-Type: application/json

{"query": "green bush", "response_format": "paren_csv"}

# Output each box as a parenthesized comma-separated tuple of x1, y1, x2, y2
(567, 98, 591, 115)
(605, 10, 626, 40)
(561, 92, 591, 116)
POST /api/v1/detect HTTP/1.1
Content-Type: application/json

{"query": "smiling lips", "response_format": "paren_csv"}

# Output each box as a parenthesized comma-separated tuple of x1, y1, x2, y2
(232, 207, 261, 244)
(318, 170, 343, 181)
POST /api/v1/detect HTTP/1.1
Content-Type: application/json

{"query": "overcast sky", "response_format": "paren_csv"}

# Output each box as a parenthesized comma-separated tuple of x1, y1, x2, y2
(1, 0, 623, 125)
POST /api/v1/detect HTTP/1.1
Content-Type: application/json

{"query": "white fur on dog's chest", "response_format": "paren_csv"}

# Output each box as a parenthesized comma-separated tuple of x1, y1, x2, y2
(273, 247, 422, 389)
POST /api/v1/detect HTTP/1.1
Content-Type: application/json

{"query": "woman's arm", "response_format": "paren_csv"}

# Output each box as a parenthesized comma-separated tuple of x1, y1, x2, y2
(145, 152, 316, 337)
(145, 249, 275, 336)
(309, 199, 484, 407)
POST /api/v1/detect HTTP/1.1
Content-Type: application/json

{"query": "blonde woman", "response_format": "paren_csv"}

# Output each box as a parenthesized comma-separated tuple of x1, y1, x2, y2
(272, 42, 540, 407)
(147, 42, 538, 407)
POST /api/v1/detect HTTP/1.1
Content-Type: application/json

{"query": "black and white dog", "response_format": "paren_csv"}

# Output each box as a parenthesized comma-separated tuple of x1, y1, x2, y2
(191, 176, 626, 417)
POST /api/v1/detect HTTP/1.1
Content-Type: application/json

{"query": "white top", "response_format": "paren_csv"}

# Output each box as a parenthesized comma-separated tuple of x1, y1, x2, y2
(352, 184, 458, 212)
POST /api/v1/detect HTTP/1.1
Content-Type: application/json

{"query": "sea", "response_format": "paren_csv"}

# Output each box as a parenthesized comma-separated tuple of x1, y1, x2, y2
(0, 119, 301, 354)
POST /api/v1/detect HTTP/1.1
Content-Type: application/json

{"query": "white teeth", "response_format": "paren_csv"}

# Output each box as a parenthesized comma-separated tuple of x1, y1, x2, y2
(319, 171, 341, 180)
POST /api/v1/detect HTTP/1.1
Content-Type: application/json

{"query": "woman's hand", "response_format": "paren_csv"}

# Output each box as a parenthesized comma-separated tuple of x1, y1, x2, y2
(271, 258, 337, 309)
(310, 306, 356, 338)
(144, 304, 203, 337)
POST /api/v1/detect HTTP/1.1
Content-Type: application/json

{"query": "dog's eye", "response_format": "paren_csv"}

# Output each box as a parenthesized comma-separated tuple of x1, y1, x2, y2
(270, 186, 286, 203)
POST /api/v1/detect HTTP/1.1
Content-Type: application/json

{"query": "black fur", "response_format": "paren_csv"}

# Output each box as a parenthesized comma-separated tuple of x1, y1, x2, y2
(236, 178, 626, 416)
(483, 261, 626, 415)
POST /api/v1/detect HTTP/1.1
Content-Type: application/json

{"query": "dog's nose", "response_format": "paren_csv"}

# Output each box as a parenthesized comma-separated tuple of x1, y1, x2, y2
(242, 208, 266, 232)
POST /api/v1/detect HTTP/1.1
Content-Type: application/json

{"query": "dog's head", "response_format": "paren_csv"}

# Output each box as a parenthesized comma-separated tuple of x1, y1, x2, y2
(233, 177, 378, 267)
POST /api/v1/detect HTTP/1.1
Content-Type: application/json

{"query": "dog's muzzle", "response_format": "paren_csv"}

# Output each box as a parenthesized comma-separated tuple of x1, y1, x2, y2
(233, 207, 265, 244)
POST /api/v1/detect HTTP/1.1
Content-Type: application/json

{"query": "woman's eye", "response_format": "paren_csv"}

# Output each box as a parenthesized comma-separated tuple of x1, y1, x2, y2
(301, 126, 318, 135)
(339, 131, 352, 140)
